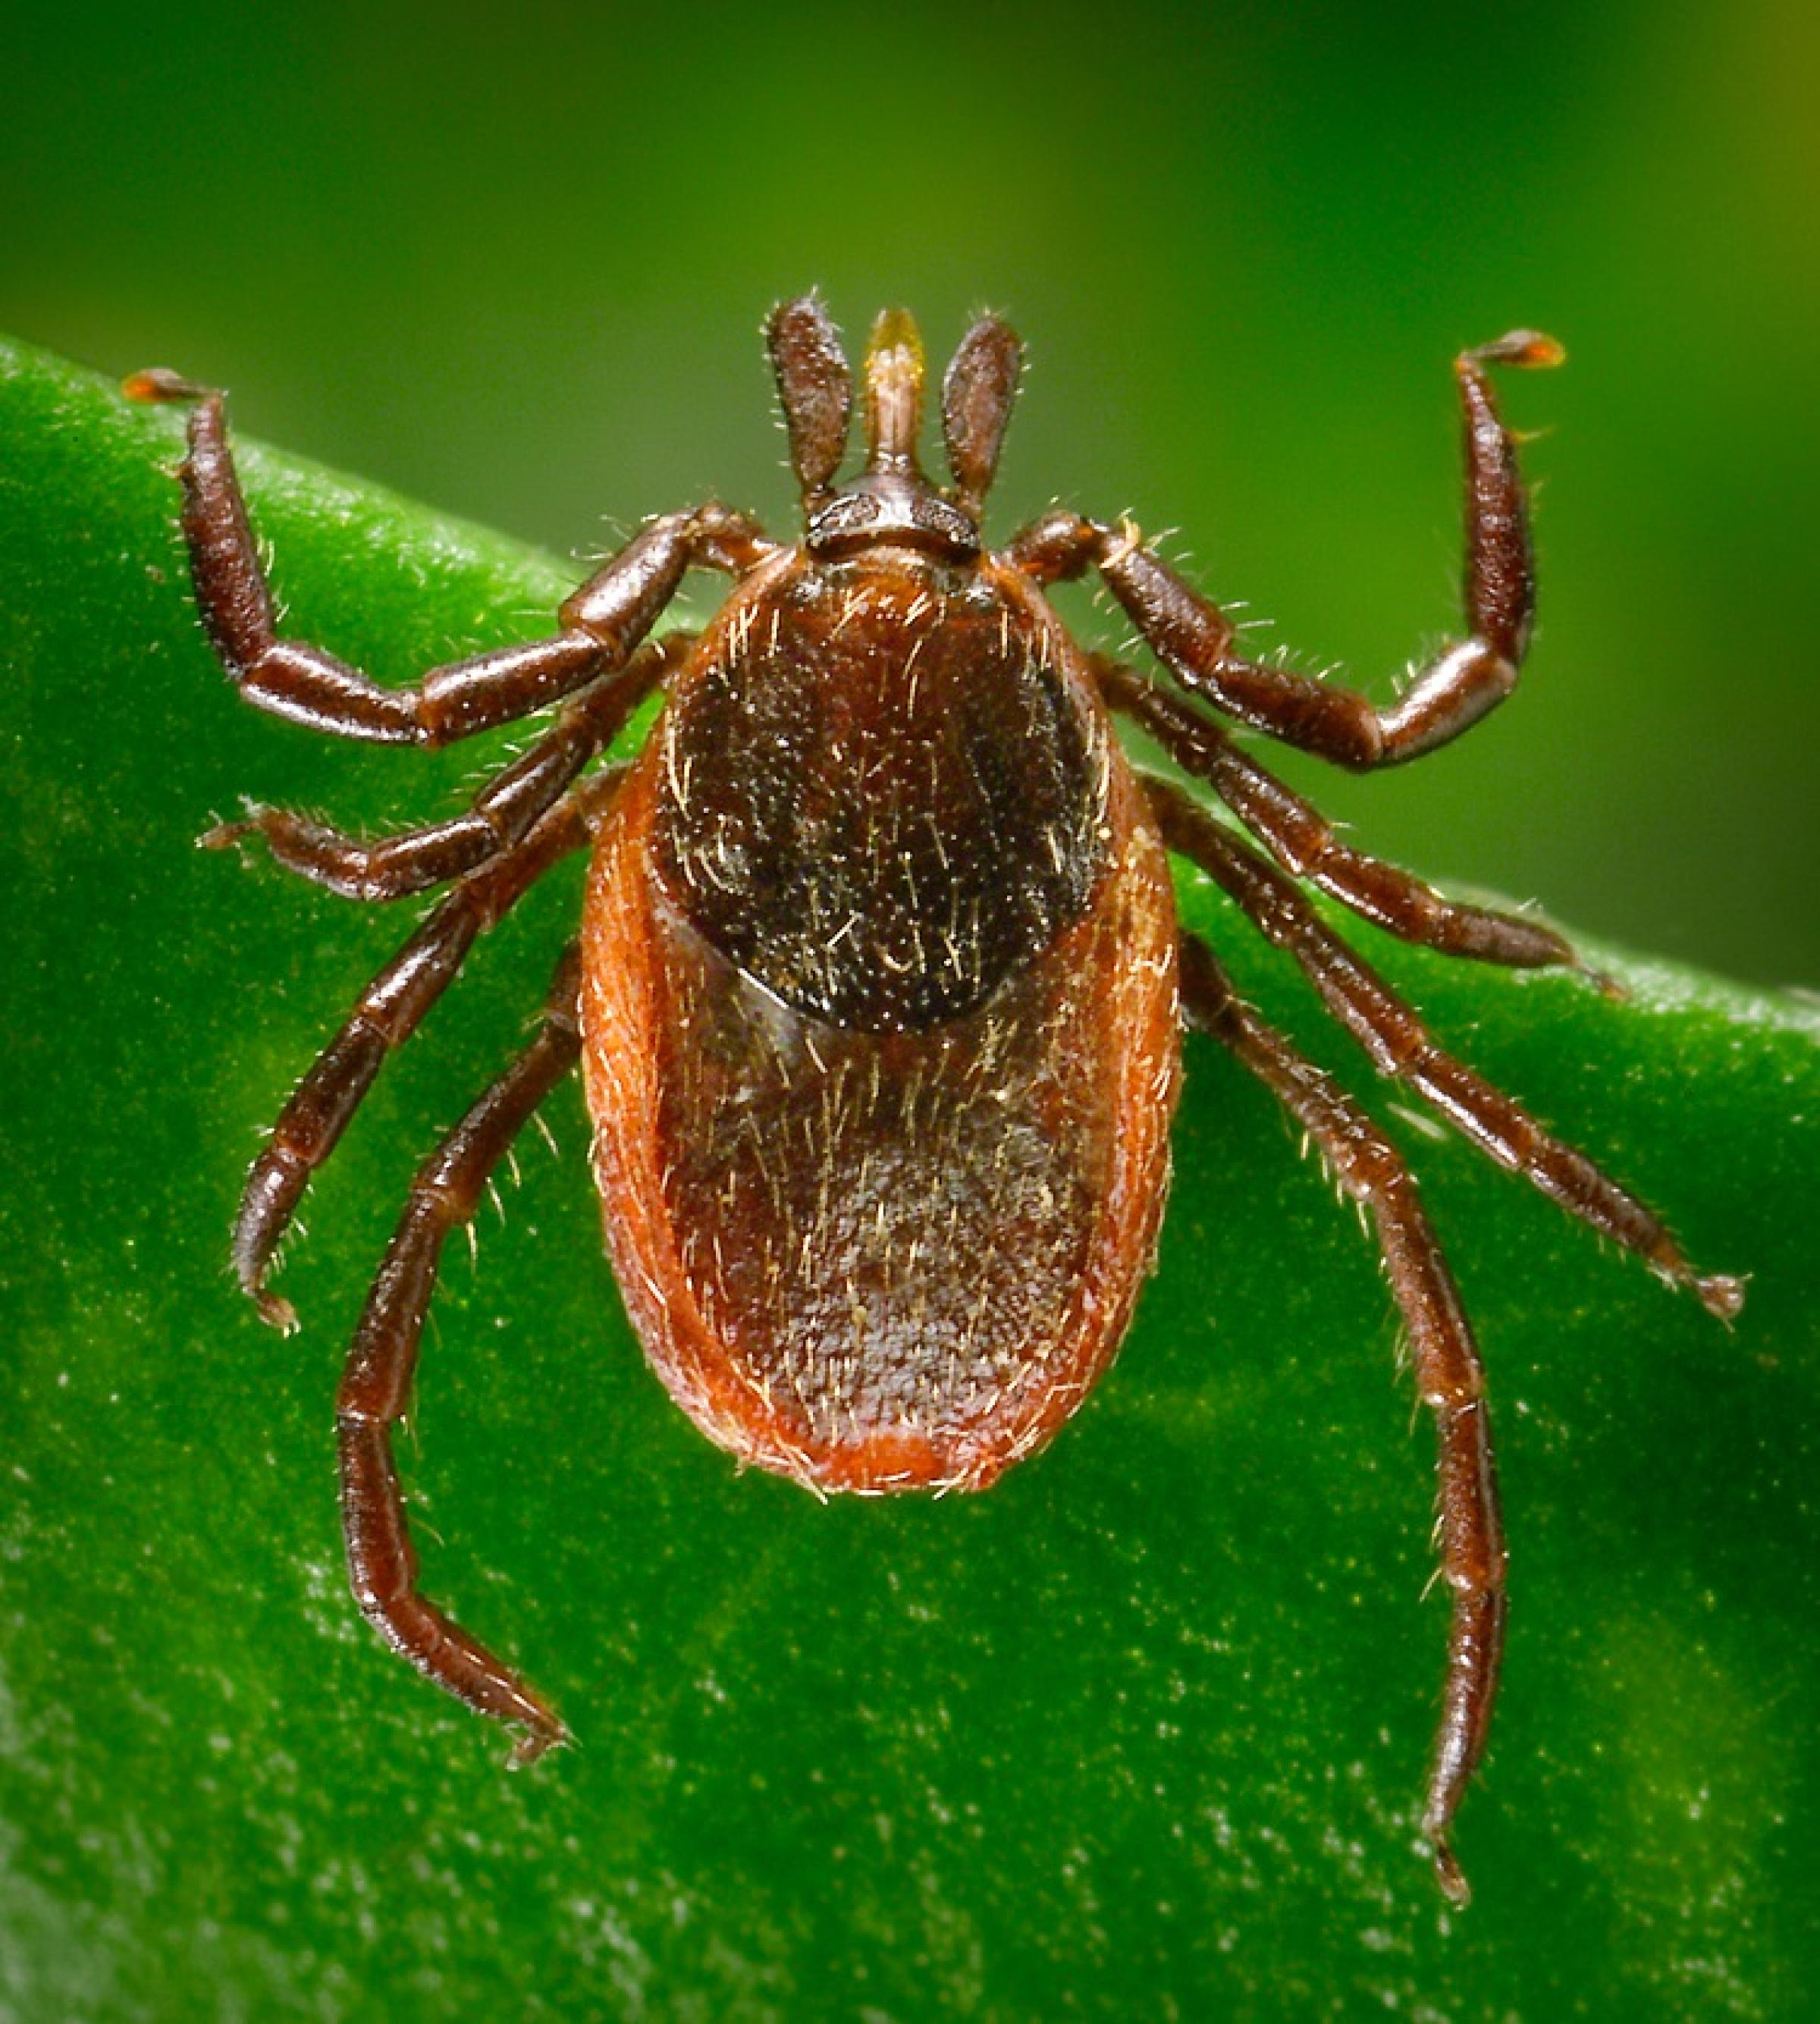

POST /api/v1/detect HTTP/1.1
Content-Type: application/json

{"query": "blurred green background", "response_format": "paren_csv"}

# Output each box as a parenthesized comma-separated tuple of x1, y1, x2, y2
(5, 5, 1819, 2022)
(4, 0, 1815, 985)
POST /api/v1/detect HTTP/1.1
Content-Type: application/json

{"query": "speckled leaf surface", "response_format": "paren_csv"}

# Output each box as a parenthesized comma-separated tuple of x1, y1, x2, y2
(2, 338, 1815, 2022)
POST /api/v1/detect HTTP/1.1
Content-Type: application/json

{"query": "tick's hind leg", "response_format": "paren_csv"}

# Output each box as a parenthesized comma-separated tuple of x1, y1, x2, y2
(1148, 776, 1745, 1320)
(1177, 934, 1500, 1906)
(337, 941, 584, 1760)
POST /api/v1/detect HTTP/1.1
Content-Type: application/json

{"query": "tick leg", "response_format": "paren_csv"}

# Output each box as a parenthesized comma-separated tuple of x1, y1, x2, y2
(1149, 776, 1745, 1320)
(234, 767, 624, 1329)
(1007, 333, 1561, 770)
(337, 940, 583, 1761)
(207, 634, 687, 900)
(1102, 657, 1582, 973)
(124, 371, 769, 745)
(1177, 932, 1502, 1906)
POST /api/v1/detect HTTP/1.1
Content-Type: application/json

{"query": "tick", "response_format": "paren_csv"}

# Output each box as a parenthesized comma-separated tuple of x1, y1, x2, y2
(127, 297, 1741, 1903)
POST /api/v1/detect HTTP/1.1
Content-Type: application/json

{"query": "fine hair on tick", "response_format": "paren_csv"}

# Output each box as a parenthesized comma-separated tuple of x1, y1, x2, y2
(125, 297, 1742, 1906)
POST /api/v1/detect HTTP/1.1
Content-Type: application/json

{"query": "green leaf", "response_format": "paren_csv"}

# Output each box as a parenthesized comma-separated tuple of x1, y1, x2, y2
(3, 334, 1815, 2022)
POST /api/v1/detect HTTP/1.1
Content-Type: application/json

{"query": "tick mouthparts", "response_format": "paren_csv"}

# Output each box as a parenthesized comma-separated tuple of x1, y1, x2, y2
(864, 306, 927, 475)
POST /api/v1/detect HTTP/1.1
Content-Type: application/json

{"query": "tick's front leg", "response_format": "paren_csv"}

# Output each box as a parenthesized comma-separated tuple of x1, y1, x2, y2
(1009, 334, 1561, 770)
(124, 371, 770, 745)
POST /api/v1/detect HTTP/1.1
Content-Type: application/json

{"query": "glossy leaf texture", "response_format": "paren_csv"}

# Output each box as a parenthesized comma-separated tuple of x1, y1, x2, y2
(2, 337, 1816, 2022)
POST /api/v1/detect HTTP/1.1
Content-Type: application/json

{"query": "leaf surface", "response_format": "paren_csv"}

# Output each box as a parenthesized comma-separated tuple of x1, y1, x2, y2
(2, 337, 1815, 2022)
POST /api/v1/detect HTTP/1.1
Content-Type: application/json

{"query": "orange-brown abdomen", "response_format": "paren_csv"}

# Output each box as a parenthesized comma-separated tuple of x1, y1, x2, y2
(579, 549, 1180, 1492)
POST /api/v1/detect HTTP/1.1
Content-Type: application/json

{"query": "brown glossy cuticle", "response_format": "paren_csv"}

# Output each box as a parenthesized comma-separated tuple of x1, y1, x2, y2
(129, 295, 1742, 1905)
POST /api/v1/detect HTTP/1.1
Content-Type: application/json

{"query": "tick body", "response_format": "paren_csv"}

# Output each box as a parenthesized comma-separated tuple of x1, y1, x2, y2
(585, 535, 1179, 1492)
(128, 297, 1741, 1905)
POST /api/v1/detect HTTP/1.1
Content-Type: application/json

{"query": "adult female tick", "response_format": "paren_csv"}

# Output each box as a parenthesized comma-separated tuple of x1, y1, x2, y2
(127, 296, 1741, 1905)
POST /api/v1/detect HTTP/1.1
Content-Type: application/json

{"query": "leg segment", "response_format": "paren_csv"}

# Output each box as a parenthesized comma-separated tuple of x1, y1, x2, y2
(234, 767, 625, 1329)
(124, 371, 770, 745)
(206, 633, 688, 900)
(1177, 931, 1502, 1906)
(1148, 775, 1745, 1320)
(1100, 655, 1582, 971)
(1007, 333, 1562, 770)
(337, 941, 583, 1762)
